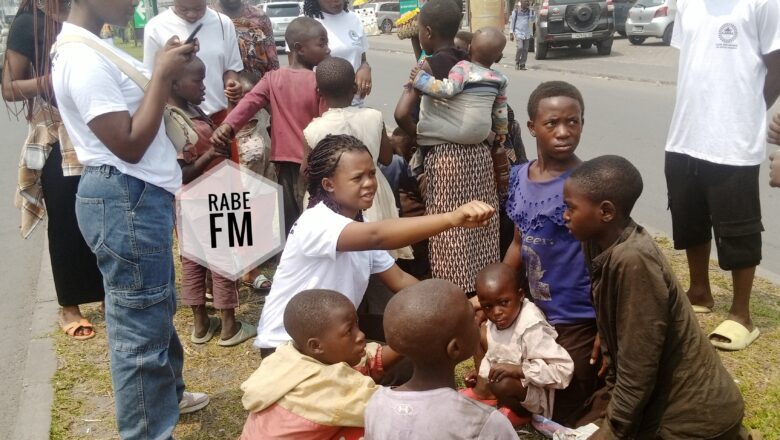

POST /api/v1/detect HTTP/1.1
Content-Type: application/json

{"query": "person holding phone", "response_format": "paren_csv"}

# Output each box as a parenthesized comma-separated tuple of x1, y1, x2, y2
(52, 0, 208, 437)
(144, 0, 244, 125)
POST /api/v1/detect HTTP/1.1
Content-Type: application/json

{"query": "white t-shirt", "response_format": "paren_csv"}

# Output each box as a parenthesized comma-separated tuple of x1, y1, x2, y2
(254, 202, 395, 348)
(143, 8, 243, 115)
(317, 11, 368, 74)
(665, 0, 780, 166)
(52, 23, 182, 193)
(365, 387, 518, 439)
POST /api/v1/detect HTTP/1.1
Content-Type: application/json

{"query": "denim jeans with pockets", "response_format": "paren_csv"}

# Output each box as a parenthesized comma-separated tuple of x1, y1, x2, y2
(76, 165, 184, 439)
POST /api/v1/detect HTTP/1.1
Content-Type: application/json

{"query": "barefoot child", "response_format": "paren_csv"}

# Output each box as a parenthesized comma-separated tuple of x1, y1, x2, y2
(563, 156, 747, 439)
(211, 17, 329, 235)
(365, 279, 517, 439)
(254, 134, 495, 354)
(465, 263, 573, 423)
(170, 57, 253, 346)
(303, 57, 412, 259)
(503, 81, 601, 425)
(240, 289, 402, 439)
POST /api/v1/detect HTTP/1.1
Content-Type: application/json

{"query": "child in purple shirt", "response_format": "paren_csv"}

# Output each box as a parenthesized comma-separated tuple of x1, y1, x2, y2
(503, 81, 600, 427)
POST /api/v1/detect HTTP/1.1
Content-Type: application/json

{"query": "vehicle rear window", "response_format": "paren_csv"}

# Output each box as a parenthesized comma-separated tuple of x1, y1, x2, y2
(635, 0, 664, 6)
(266, 4, 300, 17)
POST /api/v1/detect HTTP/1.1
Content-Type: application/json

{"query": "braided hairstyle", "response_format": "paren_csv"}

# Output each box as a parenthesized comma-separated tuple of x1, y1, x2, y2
(3, 0, 68, 120)
(306, 134, 372, 221)
(303, 0, 348, 20)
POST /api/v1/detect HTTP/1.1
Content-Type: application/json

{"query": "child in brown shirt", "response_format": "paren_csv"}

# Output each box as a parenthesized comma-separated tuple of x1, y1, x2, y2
(562, 155, 748, 439)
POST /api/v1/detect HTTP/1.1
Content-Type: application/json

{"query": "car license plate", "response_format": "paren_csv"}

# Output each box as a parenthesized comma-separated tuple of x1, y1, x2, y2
(635, 26, 644, 32)
(572, 32, 593, 39)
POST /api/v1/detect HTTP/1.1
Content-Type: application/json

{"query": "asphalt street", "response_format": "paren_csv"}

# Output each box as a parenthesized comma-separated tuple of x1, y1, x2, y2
(0, 105, 45, 439)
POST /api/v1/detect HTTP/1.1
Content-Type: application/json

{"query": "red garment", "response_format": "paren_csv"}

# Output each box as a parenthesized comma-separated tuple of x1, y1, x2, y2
(224, 67, 326, 164)
(240, 405, 365, 440)
(178, 113, 228, 170)
(210, 108, 240, 163)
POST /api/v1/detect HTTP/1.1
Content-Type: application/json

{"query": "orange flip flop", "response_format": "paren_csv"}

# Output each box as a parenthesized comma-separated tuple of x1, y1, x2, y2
(61, 318, 96, 341)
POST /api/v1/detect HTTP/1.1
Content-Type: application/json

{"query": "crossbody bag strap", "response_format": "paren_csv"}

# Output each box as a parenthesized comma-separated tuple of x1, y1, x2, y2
(54, 35, 151, 90)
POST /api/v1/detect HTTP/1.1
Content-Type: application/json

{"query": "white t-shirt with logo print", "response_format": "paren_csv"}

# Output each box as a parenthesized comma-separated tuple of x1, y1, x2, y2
(254, 202, 395, 349)
(665, 0, 780, 166)
(317, 10, 369, 74)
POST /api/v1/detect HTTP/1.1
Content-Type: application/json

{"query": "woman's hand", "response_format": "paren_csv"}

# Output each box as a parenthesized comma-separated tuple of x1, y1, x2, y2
(769, 112, 780, 145)
(154, 36, 198, 82)
(464, 369, 479, 388)
(356, 63, 372, 98)
(224, 79, 243, 104)
(449, 201, 496, 228)
(488, 363, 523, 383)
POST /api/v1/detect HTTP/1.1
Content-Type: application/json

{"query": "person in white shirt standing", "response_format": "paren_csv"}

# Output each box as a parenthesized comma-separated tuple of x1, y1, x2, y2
(52, 0, 213, 437)
(144, 0, 244, 124)
(664, 0, 780, 351)
(508, 0, 533, 70)
(304, 0, 371, 106)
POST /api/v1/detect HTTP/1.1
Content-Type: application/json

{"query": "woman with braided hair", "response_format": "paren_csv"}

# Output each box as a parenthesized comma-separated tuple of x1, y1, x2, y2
(254, 134, 496, 356)
(303, 0, 372, 106)
(2, 0, 104, 341)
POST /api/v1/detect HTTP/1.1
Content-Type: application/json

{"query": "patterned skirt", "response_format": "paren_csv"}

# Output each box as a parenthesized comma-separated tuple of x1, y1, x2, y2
(424, 142, 500, 293)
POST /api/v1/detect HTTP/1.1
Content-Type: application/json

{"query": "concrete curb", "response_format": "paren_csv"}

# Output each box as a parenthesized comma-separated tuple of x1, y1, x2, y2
(13, 236, 57, 440)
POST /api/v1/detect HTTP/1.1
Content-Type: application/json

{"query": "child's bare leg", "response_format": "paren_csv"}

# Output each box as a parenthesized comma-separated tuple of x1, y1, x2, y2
(686, 242, 714, 308)
(191, 305, 210, 338)
(489, 377, 530, 416)
(473, 376, 496, 400)
(220, 308, 239, 340)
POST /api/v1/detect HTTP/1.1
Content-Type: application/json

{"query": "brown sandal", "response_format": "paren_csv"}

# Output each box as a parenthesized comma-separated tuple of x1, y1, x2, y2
(61, 318, 96, 341)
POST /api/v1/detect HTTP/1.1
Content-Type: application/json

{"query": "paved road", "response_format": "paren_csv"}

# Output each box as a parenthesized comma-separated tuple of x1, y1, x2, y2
(362, 47, 780, 279)
(0, 106, 45, 439)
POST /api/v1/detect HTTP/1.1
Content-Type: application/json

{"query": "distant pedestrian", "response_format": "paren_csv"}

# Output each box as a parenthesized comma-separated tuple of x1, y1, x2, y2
(665, 0, 780, 351)
(508, 0, 533, 70)
(2, 0, 104, 341)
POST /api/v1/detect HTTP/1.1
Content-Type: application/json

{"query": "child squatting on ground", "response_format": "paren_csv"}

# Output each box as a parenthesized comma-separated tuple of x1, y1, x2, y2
(464, 263, 573, 424)
(239, 289, 402, 439)
(169, 56, 256, 347)
(563, 156, 752, 440)
(211, 16, 330, 236)
(365, 279, 518, 439)
(253, 134, 495, 355)
(504, 81, 602, 426)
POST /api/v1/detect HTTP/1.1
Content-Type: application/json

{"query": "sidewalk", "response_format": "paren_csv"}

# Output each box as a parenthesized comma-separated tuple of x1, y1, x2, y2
(367, 33, 679, 85)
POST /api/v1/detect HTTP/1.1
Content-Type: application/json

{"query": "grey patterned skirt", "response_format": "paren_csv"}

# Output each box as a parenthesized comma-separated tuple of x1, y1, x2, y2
(424, 142, 500, 293)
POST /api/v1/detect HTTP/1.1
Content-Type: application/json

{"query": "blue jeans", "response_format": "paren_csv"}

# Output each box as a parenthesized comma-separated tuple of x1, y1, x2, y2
(76, 166, 184, 440)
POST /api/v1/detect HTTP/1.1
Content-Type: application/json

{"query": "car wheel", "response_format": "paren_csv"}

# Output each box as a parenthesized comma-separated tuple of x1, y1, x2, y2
(381, 19, 393, 34)
(535, 40, 548, 60)
(580, 42, 593, 50)
(596, 38, 612, 55)
(618, 30, 627, 37)
(628, 36, 646, 45)
(662, 23, 673, 46)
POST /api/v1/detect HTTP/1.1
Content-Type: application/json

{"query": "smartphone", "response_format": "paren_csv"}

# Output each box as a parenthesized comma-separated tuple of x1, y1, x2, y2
(184, 23, 203, 44)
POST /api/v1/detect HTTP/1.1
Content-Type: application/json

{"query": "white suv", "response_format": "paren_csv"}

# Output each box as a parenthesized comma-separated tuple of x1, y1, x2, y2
(625, 0, 676, 45)
(263, 1, 303, 52)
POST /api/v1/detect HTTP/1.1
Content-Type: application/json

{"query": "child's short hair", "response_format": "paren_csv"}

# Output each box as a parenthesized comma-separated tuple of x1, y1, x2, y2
(527, 81, 585, 120)
(285, 16, 325, 47)
(476, 262, 519, 294)
(384, 279, 467, 360)
(305, 134, 372, 216)
(316, 57, 356, 99)
(455, 30, 473, 44)
(419, 0, 463, 39)
(177, 55, 205, 80)
(283, 289, 354, 348)
(568, 155, 643, 217)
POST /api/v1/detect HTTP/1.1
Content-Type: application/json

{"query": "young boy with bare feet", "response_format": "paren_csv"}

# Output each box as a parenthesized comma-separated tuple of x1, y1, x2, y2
(563, 156, 749, 439)
(365, 279, 517, 439)
(240, 289, 402, 439)
(464, 263, 573, 425)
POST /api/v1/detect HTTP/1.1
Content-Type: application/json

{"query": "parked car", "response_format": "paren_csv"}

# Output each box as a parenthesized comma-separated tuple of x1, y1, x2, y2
(534, 0, 615, 60)
(625, 0, 676, 45)
(613, 0, 636, 36)
(263, 1, 303, 52)
(0, 25, 7, 72)
(354, 1, 400, 34)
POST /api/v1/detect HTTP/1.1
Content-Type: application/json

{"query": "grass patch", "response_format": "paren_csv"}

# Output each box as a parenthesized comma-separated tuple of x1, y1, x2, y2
(50, 236, 780, 438)
(112, 39, 144, 61)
